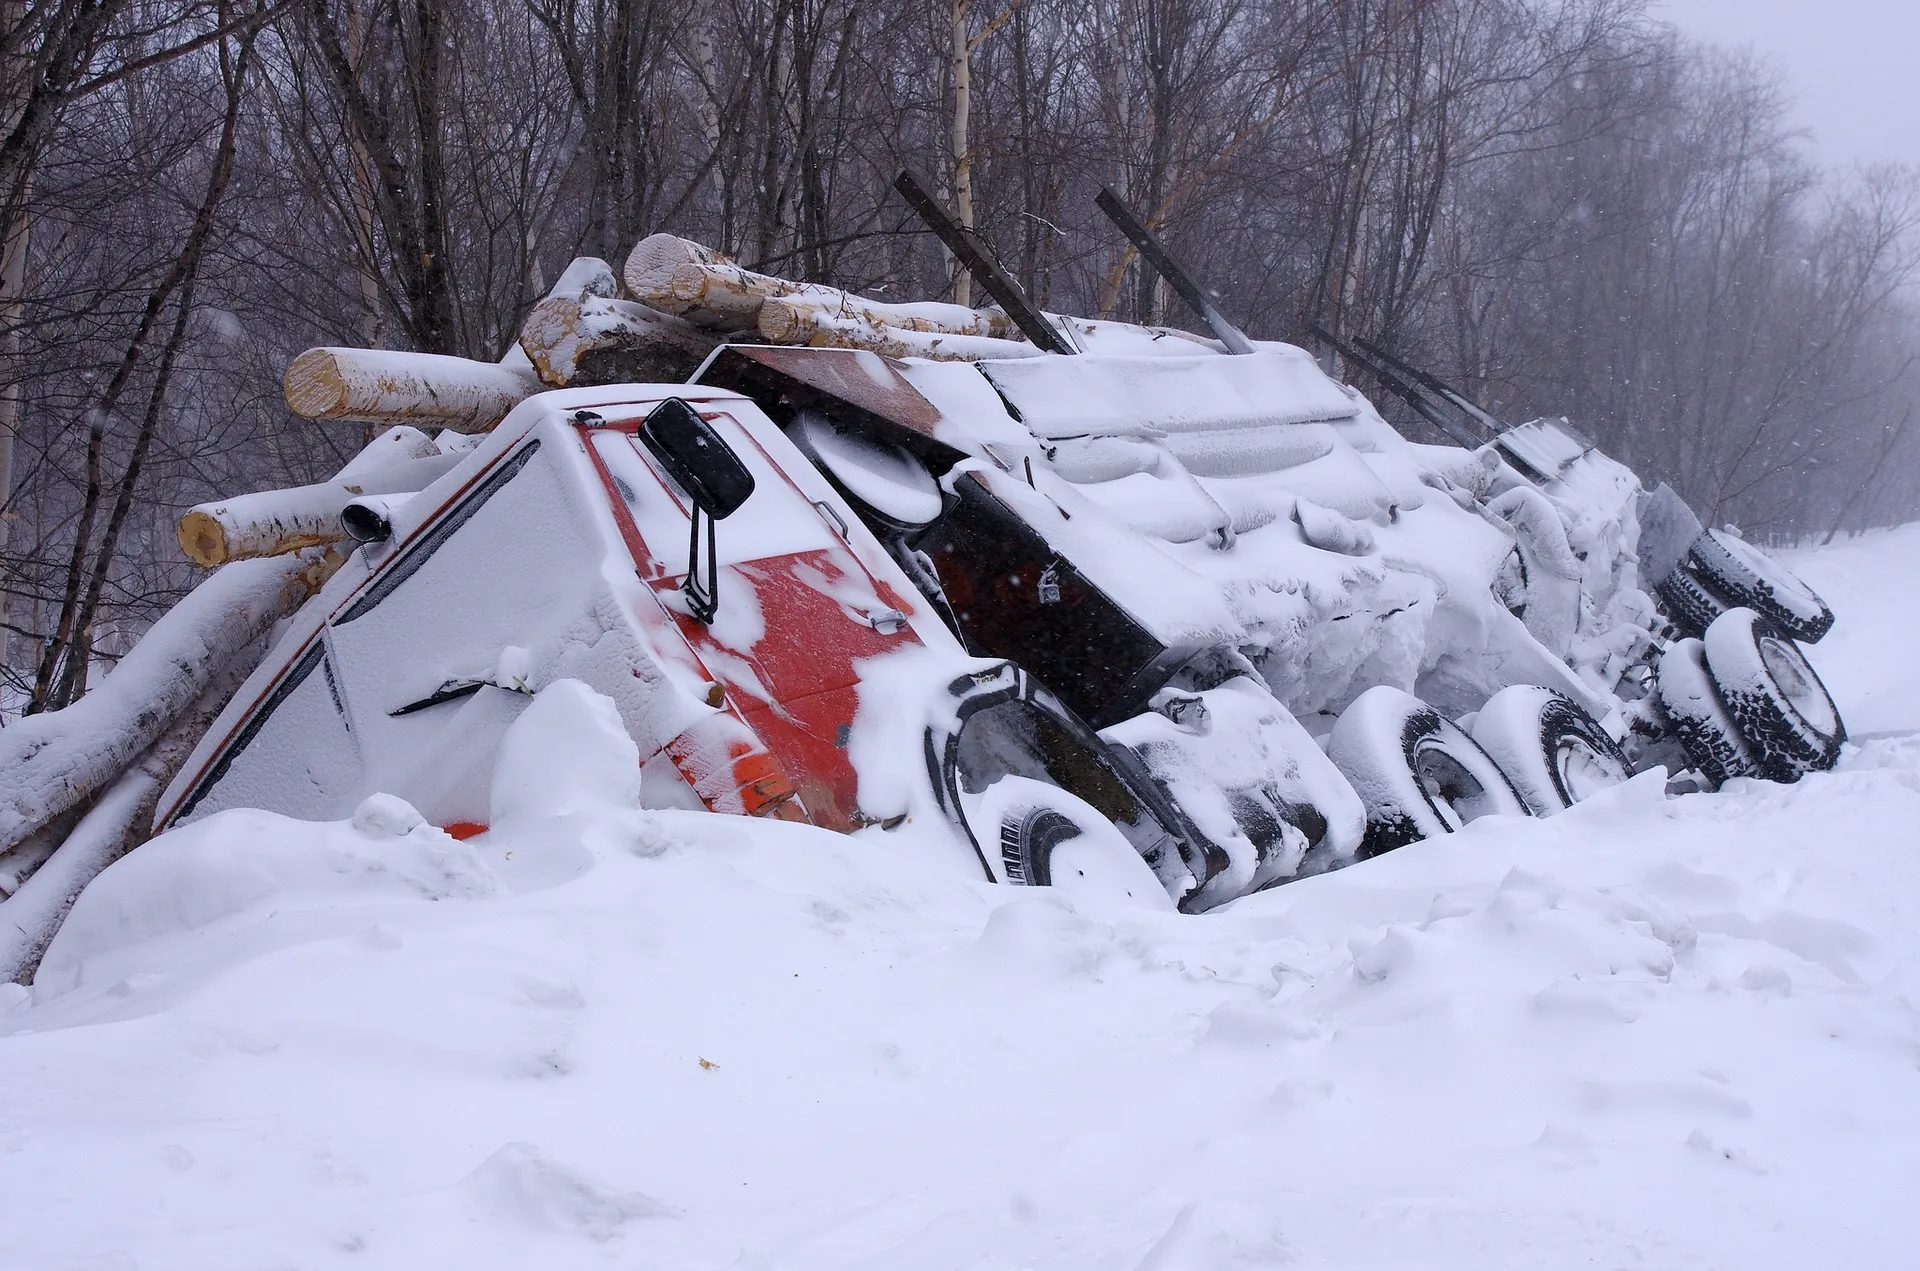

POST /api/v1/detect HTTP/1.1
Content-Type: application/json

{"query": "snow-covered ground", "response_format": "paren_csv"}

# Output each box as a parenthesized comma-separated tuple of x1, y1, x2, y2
(1782, 521, 1920, 741)
(4, 533, 1919, 1270)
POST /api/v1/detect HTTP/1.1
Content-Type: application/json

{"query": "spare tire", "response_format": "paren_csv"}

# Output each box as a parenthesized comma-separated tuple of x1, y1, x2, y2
(1470, 685, 1632, 816)
(1328, 686, 1530, 859)
(1653, 565, 1733, 641)
(1685, 530, 1833, 643)
(1655, 636, 1759, 790)
(1702, 608, 1845, 780)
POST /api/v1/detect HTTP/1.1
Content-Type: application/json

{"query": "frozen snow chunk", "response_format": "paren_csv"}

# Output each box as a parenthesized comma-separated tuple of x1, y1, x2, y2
(1349, 927, 1415, 985)
(462, 1143, 675, 1241)
(490, 679, 642, 825)
(351, 792, 427, 838)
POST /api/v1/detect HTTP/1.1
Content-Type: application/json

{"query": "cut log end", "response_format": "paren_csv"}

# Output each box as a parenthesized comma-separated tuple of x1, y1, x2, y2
(283, 348, 350, 419)
(623, 233, 729, 301)
(177, 510, 231, 567)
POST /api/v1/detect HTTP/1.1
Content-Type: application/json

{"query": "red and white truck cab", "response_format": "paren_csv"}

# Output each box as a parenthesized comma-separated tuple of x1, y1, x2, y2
(156, 386, 949, 834)
(152, 384, 1183, 901)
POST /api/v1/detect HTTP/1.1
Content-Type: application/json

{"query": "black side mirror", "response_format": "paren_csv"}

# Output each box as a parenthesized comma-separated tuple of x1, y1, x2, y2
(639, 397, 755, 519)
(637, 397, 756, 625)
(340, 498, 392, 544)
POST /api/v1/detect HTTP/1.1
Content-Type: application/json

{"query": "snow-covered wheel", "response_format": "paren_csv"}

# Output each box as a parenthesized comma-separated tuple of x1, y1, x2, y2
(1327, 686, 1530, 859)
(1654, 636, 1759, 789)
(1653, 565, 1731, 640)
(1686, 529, 1833, 644)
(1701, 608, 1845, 780)
(927, 661, 1190, 901)
(1470, 685, 1631, 816)
(977, 776, 1171, 909)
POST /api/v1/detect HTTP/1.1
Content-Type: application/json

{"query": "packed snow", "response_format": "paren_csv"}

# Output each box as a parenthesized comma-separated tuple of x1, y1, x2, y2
(2, 532, 1919, 1268)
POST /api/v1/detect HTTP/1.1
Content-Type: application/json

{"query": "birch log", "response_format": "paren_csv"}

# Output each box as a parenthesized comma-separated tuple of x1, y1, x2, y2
(623, 233, 1029, 347)
(0, 547, 344, 855)
(284, 347, 540, 432)
(547, 255, 619, 302)
(623, 234, 838, 331)
(517, 294, 718, 387)
(621, 233, 731, 305)
(757, 302, 1046, 361)
(756, 294, 1021, 344)
(177, 451, 462, 566)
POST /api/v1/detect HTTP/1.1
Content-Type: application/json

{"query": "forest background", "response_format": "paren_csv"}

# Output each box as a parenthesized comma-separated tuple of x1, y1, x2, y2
(6, 0, 1919, 714)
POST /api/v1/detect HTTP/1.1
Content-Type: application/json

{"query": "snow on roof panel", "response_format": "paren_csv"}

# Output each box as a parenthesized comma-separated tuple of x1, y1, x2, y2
(1494, 419, 1590, 481)
(978, 349, 1360, 441)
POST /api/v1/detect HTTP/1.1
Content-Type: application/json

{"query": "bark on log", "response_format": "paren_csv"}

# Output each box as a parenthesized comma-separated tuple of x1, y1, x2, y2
(177, 451, 462, 566)
(623, 234, 836, 332)
(517, 294, 718, 388)
(0, 547, 345, 856)
(283, 347, 540, 432)
(759, 304, 1045, 362)
(624, 234, 1028, 350)
(756, 294, 1021, 344)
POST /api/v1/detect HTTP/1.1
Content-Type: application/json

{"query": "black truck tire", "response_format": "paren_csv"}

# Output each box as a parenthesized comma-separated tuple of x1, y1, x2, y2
(1701, 608, 1845, 780)
(1654, 565, 1733, 641)
(989, 778, 1170, 908)
(1328, 686, 1530, 859)
(926, 661, 1194, 902)
(1685, 529, 1834, 644)
(1655, 636, 1760, 790)
(1470, 685, 1632, 816)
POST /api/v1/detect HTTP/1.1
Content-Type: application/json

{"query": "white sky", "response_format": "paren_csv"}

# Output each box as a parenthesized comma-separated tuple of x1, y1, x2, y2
(1651, 0, 1920, 169)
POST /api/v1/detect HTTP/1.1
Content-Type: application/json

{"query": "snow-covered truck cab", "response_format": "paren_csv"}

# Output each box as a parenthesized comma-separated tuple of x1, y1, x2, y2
(152, 383, 1186, 900)
(157, 384, 888, 833)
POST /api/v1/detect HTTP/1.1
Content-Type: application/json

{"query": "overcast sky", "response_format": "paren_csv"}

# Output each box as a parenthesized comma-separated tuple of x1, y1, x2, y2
(1651, 0, 1920, 169)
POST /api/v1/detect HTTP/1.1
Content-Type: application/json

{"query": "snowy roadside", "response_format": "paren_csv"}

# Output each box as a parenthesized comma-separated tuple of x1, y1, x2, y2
(1782, 521, 1920, 741)
(1, 540, 1917, 1269)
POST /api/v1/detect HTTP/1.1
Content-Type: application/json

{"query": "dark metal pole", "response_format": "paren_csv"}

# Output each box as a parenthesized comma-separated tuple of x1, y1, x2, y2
(1308, 323, 1485, 451)
(893, 170, 1075, 356)
(1094, 188, 1255, 355)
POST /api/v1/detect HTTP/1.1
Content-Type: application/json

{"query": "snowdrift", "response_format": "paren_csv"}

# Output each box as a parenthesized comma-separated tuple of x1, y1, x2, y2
(0, 525, 1915, 1268)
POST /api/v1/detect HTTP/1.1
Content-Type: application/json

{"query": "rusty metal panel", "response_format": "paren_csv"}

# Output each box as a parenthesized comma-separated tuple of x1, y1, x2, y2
(695, 345, 969, 469)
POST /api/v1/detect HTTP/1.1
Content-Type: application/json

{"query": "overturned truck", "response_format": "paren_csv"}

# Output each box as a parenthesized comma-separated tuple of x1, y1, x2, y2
(0, 180, 1845, 970)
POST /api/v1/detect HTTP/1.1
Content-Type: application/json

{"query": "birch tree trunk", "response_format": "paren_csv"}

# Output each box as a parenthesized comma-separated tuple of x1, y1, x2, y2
(949, 0, 973, 307)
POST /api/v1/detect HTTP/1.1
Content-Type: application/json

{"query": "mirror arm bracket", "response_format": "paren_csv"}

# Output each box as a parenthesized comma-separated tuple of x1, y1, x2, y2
(684, 503, 721, 624)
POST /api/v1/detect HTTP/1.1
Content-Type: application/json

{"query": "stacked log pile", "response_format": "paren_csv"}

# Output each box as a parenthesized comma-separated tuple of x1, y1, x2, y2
(275, 234, 1043, 440)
